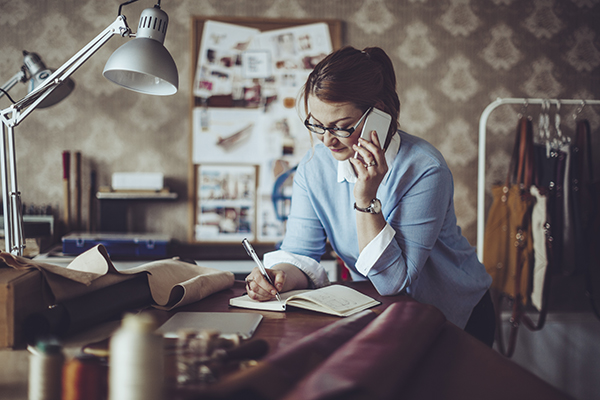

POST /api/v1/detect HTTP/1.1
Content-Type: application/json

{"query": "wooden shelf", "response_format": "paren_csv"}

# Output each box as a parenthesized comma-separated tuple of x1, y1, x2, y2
(96, 191, 178, 200)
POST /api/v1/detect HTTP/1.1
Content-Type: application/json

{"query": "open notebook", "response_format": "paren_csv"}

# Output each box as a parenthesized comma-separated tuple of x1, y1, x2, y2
(229, 285, 381, 317)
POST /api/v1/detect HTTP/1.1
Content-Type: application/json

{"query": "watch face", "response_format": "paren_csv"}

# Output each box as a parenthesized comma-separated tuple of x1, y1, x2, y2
(371, 199, 382, 214)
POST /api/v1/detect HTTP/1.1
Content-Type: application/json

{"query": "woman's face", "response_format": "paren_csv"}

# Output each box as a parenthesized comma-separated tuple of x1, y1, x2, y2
(307, 95, 366, 162)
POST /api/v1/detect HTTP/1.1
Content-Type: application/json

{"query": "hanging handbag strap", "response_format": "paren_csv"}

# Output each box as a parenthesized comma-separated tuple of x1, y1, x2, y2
(578, 119, 593, 181)
(506, 117, 534, 189)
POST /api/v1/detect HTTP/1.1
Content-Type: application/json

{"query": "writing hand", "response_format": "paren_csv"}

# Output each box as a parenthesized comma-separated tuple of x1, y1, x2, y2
(245, 267, 285, 302)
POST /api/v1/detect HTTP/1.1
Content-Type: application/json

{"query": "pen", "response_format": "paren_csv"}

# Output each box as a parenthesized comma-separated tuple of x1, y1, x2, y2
(242, 238, 283, 304)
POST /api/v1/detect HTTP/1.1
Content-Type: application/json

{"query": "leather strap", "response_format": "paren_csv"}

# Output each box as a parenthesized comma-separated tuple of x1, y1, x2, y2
(506, 117, 534, 190)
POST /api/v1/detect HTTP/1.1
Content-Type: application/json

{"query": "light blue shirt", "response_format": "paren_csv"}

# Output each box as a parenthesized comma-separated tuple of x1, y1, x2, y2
(264, 130, 492, 328)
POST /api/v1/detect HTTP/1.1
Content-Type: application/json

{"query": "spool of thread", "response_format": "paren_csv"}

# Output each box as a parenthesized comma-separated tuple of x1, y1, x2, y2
(62, 353, 107, 400)
(28, 340, 65, 400)
(109, 313, 164, 400)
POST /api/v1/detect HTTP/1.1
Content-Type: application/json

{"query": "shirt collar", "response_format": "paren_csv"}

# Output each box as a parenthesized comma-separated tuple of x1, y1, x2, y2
(337, 131, 401, 184)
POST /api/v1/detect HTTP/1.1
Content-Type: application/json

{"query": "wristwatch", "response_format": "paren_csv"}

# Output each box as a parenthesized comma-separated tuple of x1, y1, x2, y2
(354, 198, 382, 214)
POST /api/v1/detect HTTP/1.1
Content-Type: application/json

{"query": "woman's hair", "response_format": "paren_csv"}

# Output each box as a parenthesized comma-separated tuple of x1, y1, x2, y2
(300, 46, 400, 147)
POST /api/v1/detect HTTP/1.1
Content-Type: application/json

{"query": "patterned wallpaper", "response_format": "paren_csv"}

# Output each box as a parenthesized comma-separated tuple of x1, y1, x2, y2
(0, 0, 599, 246)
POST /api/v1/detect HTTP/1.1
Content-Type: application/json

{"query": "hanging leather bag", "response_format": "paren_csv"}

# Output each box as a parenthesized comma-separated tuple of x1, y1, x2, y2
(484, 117, 535, 300)
(483, 116, 535, 356)
(572, 120, 600, 319)
(571, 120, 594, 274)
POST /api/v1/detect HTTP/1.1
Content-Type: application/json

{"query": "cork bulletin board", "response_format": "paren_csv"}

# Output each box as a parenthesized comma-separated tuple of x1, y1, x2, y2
(188, 16, 342, 243)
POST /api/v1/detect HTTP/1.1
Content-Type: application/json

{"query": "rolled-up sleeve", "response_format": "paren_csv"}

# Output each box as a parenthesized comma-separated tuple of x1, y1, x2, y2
(264, 250, 331, 288)
(355, 223, 396, 277)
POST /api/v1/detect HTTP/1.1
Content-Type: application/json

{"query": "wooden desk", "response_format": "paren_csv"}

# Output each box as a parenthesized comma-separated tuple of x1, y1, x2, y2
(145, 281, 572, 400)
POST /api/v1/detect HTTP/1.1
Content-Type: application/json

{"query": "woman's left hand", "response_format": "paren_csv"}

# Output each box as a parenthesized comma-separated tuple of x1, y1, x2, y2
(349, 130, 388, 205)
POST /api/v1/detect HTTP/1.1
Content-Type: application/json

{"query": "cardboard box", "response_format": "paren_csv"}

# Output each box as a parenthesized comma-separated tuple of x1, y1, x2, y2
(0, 268, 48, 349)
(111, 172, 164, 191)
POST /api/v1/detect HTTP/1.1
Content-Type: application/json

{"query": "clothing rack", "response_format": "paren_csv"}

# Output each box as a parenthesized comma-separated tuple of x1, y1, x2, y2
(477, 97, 600, 261)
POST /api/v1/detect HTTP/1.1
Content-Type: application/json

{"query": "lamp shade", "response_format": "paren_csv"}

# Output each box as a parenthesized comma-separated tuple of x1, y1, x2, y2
(102, 6, 178, 96)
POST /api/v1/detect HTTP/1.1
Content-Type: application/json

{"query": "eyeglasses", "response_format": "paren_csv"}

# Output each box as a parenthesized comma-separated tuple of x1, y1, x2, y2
(304, 107, 372, 138)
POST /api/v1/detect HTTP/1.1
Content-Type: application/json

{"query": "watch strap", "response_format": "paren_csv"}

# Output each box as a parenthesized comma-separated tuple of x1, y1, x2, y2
(353, 198, 381, 214)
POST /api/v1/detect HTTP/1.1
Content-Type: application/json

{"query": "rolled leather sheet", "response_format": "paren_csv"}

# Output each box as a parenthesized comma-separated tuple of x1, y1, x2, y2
(0, 245, 235, 309)
(2, 245, 235, 344)
(282, 301, 446, 400)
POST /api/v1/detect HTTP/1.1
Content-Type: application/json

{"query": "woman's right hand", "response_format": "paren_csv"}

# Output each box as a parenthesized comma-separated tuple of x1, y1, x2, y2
(244, 263, 309, 301)
(349, 130, 388, 206)
(245, 267, 285, 301)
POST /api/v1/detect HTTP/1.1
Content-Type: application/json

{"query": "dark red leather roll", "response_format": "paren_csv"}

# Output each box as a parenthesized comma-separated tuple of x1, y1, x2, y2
(198, 309, 378, 399)
(283, 301, 446, 400)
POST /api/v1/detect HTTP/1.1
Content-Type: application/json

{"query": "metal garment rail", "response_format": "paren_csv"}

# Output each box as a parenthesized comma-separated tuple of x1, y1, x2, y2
(476, 97, 600, 261)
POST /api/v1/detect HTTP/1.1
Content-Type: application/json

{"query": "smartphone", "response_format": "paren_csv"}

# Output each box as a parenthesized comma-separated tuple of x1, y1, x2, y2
(354, 107, 392, 159)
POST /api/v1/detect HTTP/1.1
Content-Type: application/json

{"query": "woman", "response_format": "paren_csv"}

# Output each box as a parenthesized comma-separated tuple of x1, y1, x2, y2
(244, 46, 495, 346)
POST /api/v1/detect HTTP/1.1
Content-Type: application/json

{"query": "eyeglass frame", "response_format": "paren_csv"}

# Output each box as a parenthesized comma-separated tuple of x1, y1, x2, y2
(304, 107, 373, 138)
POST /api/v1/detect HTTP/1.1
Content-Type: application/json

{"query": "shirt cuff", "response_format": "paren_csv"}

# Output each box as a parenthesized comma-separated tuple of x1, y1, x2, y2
(355, 223, 396, 277)
(263, 250, 331, 288)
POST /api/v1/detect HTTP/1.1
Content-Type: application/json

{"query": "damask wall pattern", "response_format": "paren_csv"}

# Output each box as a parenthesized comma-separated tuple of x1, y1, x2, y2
(0, 0, 598, 244)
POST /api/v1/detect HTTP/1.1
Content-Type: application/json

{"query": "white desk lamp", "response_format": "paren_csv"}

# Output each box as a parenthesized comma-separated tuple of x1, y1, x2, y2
(0, 0, 178, 256)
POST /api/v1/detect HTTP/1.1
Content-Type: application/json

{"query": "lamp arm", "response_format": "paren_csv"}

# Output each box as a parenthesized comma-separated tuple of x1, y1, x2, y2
(0, 69, 27, 102)
(2, 15, 131, 127)
(0, 15, 130, 255)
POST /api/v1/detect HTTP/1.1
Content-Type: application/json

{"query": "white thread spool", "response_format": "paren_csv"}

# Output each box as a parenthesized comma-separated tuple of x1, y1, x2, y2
(28, 340, 65, 400)
(109, 313, 164, 400)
